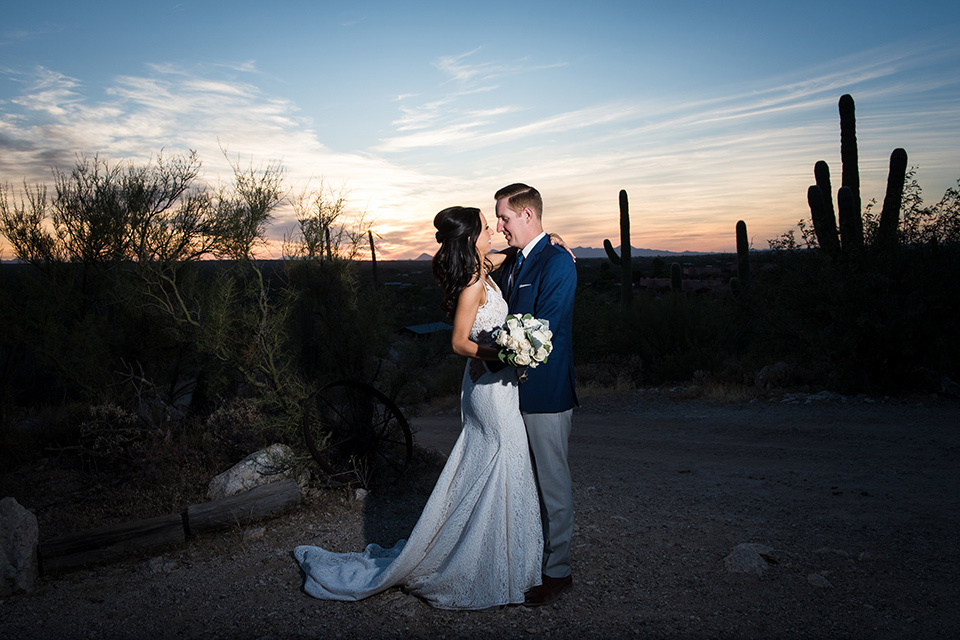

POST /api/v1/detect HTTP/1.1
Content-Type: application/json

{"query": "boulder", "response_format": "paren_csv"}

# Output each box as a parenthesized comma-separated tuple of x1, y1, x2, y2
(807, 572, 834, 588)
(1, 497, 39, 595)
(207, 444, 296, 500)
(723, 542, 777, 577)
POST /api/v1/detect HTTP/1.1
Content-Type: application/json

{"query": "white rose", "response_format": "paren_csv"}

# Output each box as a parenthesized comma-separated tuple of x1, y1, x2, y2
(534, 347, 549, 362)
(514, 352, 532, 366)
(505, 316, 520, 331)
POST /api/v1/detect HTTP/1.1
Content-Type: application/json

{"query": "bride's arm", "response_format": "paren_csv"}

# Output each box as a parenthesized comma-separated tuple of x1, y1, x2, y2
(485, 232, 575, 272)
(484, 247, 516, 272)
(450, 279, 501, 361)
(549, 232, 576, 261)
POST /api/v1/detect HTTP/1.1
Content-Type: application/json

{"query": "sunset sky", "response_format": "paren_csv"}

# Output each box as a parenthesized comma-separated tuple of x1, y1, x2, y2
(1, 1, 958, 259)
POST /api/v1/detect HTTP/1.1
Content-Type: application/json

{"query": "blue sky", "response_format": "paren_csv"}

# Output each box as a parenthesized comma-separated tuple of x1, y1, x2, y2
(1, 1, 958, 259)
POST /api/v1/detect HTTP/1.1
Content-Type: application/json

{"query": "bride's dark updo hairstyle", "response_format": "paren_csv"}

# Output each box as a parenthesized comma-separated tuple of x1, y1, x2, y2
(433, 206, 492, 319)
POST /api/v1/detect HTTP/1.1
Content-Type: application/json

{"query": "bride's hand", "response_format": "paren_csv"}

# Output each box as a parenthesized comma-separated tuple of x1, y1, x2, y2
(549, 232, 576, 262)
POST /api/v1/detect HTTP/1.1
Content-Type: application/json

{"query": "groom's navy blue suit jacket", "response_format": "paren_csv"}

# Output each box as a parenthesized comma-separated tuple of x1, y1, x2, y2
(501, 234, 578, 414)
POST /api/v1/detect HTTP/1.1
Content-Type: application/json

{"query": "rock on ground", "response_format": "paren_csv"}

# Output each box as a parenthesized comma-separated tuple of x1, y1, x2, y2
(206, 443, 296, 500)
(0, 497, 39, 596)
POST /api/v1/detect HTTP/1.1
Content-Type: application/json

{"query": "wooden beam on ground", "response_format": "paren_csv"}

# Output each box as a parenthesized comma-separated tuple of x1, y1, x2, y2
(38, 478, 302, 575)
(185, 478, 302, 535)
(40, 513, 185, 575)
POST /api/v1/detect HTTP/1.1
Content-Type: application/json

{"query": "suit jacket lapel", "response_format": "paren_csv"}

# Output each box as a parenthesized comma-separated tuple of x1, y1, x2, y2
(510, 234, 549, 304)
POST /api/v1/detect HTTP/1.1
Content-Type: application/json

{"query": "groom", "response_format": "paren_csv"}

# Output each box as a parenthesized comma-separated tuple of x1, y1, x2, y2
(494, 183, 578, 606)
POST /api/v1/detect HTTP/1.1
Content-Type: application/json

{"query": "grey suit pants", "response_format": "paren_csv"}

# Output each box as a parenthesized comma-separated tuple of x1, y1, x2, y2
(522, 409, 574, 579)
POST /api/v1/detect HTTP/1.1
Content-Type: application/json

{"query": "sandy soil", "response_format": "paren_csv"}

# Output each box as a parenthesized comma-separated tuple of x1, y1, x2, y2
(2, 390, 959, 639)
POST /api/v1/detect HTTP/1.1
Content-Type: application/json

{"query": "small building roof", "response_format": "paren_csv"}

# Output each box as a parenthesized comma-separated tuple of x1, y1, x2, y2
(401, 322, 452, 336)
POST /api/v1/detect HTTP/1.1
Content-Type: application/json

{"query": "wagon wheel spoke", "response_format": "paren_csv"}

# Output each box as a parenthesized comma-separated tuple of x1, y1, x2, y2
(302, 380, 413, 487)
(370, 447, 407, 474)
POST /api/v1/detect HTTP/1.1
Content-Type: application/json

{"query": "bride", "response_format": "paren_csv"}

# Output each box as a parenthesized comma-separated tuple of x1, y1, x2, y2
(294, 205, 543, 610)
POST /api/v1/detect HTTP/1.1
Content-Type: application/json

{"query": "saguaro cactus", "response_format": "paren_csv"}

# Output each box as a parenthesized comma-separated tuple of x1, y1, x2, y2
(670, 262, 682, 293)
(602, 189, 633, 312)
(736, 220, 750, 292)
(806, 95, 907, 259)
(730, 220, 751, 300)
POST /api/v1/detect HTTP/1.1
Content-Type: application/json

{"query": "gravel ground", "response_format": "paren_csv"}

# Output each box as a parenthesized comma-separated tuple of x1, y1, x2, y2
(2, 390, 959, 639)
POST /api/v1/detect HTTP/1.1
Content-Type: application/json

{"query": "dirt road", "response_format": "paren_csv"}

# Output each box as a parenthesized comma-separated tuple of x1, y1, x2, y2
(2, 393, 958, 638)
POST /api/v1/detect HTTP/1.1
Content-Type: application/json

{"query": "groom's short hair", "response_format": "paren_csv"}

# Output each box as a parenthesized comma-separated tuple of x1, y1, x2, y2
(495, 183, 543, 220)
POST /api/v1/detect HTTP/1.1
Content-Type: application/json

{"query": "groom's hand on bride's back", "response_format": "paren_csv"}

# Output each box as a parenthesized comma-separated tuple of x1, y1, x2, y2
(469, 358, 487, 382)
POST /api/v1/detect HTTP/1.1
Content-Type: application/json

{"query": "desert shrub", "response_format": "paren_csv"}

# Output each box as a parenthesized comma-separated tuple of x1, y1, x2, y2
(631, 290, 740, 382)
(283, 258, 393, 384)
(197, 397, 267, 468)
(77, 404, 155, 471)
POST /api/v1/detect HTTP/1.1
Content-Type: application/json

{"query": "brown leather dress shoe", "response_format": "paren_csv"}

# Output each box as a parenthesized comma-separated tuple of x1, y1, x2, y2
(523, 574, 573, 606)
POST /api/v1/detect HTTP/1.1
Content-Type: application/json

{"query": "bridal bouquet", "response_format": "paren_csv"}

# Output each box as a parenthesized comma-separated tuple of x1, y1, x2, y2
(493, 313, 552, 379)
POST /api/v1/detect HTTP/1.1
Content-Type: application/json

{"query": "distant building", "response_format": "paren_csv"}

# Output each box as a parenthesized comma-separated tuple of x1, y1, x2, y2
(400, 322, 452, 336)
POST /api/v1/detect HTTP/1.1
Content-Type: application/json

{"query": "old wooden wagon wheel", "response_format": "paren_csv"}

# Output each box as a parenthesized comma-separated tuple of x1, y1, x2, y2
(302, 380, 413, 487)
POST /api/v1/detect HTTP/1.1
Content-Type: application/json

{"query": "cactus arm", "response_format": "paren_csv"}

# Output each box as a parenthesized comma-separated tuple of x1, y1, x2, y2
(812, 161, 841, 256)
(602, 238, 622, 265)
(808, 185, 841, 257)
(878, 148, 908, 254)
(814, 160, 836, 223)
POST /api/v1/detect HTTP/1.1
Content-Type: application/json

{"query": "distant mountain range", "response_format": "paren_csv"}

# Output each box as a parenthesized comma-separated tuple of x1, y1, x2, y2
(414, 246, 714, 261)
(565, 246, 713, 258)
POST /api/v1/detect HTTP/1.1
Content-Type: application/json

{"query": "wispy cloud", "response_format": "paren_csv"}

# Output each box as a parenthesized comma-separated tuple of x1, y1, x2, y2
(0, 26, 57, 47)
(433, 48, 566, 85)
(381, 49, 568, 151)
(217, 60, 259, 74)
(9, 67, 84, 117)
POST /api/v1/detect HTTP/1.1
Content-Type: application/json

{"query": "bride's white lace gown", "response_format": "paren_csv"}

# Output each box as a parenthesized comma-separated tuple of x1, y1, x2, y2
(294, 279, 543, 610)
